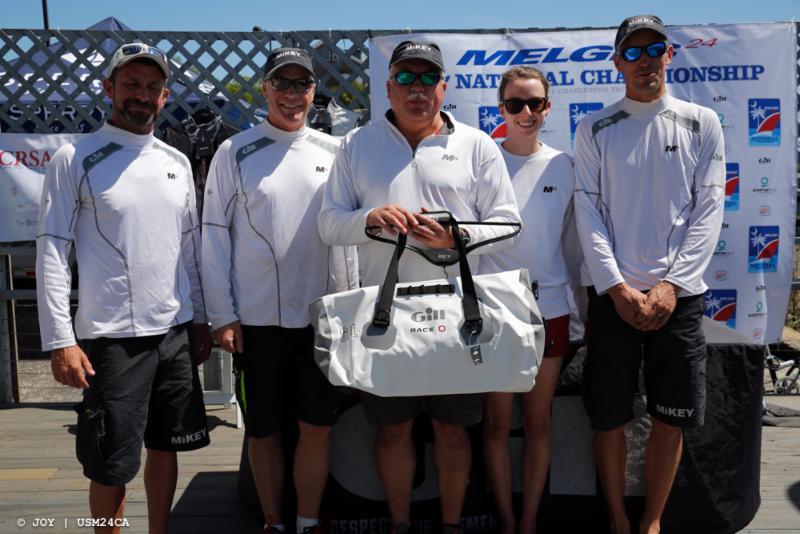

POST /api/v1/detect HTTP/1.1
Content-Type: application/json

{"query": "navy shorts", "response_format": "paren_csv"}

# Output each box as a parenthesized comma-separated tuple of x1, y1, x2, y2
(76, 322, 209, 486)
(361, 392, 484, 427)
(232, 325, 342, 438)
(582, 287, 706, 431)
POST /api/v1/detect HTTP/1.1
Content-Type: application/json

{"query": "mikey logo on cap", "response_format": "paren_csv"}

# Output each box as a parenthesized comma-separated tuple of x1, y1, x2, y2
(389, 40, 445, 72)
(614, 15, 668, 51)
(264, 48, 314, 79)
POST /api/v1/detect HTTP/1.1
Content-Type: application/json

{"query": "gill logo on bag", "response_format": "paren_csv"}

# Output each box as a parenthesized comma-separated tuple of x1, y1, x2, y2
(410, 308, 447, 334)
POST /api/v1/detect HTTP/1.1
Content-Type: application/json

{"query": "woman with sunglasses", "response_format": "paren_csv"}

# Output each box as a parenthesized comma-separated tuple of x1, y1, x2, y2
(481, 66, 581, 534)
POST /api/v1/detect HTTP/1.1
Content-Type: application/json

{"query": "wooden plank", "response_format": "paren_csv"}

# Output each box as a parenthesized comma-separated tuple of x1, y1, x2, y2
(0, 467, 57, 480)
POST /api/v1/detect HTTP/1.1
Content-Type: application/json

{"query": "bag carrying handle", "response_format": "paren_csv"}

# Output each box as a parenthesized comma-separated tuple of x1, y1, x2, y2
(369, 211, 516, 336)
(365, 211, 521, 266)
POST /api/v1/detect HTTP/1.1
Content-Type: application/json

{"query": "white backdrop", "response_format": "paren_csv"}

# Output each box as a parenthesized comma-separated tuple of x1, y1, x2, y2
(370, 22, 798, 344)
(0, 133, 83, 243)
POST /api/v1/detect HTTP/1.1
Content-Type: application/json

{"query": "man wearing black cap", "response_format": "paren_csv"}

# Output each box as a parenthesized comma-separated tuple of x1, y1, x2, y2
(573, 15, 724, 534)
(319, 40, 519, 534)
(202, 47, 357, 534)
(36, 42, 211, 533)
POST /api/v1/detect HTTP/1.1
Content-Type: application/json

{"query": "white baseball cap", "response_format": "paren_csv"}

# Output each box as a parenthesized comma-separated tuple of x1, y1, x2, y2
(108, 42, 170, 78)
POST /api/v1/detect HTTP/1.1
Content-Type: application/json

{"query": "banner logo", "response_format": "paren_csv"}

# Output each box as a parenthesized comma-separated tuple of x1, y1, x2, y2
(478, 106, 506, 140)
(748, 98, 780, 146)
(748, 225, 779, 273)
(724, 163, 739, 211)
(704, 289, 737, 328)
(569, 103, 603, 146)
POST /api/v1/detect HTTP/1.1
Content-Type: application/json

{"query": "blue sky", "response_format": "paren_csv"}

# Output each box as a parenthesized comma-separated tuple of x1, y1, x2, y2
(2, 0, 797, 31)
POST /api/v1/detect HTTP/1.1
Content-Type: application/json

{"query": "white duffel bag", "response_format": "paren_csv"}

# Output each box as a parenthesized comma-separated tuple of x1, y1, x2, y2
(310, 214, 545, 397)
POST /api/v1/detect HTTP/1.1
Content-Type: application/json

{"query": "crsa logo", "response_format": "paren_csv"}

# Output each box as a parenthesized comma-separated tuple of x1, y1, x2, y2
(724, 163, 739, 211)
(758, 205, 771, 216)
(478, 106, 506, 140)
(713, 270, 728, 281)
(748, 98, 780, 146)
(704, 289, 737, 329)
(748, 225, 779, 273)
(0, 149, 52, 168)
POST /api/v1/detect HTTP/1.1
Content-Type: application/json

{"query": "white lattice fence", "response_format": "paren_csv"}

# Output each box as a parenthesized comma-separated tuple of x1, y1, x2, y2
(0, 29, 373, 133)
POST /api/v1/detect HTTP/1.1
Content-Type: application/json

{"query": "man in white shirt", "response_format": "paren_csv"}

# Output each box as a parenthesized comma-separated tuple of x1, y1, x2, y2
(36, 43, 212, 534)
(201, 48, 357, 534)
(573, 16, 725, 534)
(319, 40, 519, 534)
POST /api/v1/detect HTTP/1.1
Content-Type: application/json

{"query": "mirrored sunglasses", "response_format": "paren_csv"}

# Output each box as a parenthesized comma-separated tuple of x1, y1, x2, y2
(501, 97, 548, 114)
(620, 41, 668, 62)
(393, 71, 441, 86)
(268, 77, 315, 93)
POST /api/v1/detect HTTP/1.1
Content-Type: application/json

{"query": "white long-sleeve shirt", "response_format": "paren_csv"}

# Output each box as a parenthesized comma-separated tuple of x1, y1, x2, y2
(201, 120, 358, 331)
(318, 111, 520, 286)
(36, 123, 205, 351)
(573, 94, 725, 296)
(480, 143, 582, 319)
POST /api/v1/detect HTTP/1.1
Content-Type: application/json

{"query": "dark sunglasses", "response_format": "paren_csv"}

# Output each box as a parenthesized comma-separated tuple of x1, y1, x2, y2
(121, 44, 167, 62)
(619, 41, 668, 62)
(268, 77, 315, 93)
(501, 97, 548, 114)
(393, 71, 441, 86)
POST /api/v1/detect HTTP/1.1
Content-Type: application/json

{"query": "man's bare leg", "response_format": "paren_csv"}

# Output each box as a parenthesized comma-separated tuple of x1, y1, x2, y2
(89, 481, 125, 534)
(250, 433, 285, 526)
(144, 449, 178, 534)
(375, 421, 415, 526)
(594, 427, 630, 534)
(639, 419, 683, 534)
(431, 420, 471, 526)
(295, 421, 332, 521)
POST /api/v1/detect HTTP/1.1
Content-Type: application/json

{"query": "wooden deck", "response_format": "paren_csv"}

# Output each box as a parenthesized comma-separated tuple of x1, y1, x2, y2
(1, 399, 799, 533)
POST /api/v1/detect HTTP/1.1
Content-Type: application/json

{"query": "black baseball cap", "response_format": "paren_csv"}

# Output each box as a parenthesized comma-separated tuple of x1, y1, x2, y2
(389, 40, 445, 72)
(264, 48, 314, 79)
(614, 15, 668, 51)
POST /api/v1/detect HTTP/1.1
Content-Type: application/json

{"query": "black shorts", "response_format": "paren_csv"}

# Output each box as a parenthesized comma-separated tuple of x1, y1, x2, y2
(76, 322, 209, 486)
(582, 287, 706, 431)
(361, 392, 484, 427)
(232, 325, 341, 438)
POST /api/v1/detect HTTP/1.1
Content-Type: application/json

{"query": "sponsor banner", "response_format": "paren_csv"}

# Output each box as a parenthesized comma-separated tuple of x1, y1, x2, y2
(370, 22, 797, 343)
(0, 133, 83, 242)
